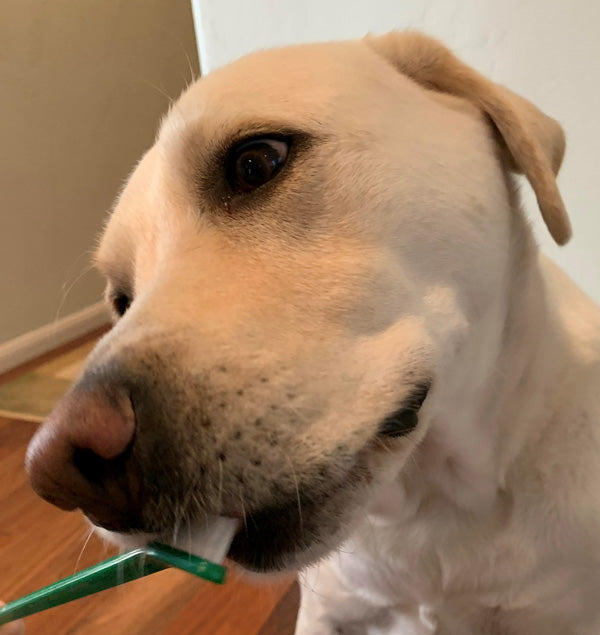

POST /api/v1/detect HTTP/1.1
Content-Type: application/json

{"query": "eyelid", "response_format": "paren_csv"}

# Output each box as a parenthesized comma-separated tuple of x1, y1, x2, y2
(219, 129, 315, 168)
(225, 127, 304, 149)
(231, 133, 291, 149)
(225, 134, 292, 167)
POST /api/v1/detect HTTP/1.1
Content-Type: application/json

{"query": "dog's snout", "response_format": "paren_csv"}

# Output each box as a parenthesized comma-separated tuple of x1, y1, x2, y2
(25, 383, 140, 530)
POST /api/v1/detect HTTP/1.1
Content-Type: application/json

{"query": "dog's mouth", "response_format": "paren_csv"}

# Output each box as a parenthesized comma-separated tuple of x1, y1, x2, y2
(95, 502, 319, 573)
(95, 457, 372, 574)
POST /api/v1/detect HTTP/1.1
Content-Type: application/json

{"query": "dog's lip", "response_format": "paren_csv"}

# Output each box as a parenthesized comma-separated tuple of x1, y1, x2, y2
(225, 497, 313, 572)
(85, 509, 145, 532)
(226, 519, 258, 564)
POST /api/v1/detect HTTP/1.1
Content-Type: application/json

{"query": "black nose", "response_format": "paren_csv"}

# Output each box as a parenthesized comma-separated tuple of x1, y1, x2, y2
(25, 381, 142, 531)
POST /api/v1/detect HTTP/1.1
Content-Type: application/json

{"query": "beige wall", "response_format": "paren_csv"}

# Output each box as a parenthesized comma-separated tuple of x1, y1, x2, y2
(0, 0, 199, 344)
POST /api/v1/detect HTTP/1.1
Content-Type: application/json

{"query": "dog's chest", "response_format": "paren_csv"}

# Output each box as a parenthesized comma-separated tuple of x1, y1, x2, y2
(341, 477, 523, 608)
(340, 472, 600, 631)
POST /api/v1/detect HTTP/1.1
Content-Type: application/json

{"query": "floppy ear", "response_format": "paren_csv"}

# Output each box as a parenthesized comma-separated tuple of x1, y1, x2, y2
(365, 31, 571, 245)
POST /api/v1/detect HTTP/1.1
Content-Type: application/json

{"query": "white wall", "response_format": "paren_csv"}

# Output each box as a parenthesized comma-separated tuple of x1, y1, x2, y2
(192, 0, 600, 303)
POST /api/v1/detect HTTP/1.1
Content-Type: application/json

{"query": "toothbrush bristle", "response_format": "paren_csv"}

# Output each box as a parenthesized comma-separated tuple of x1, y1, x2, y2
(172, 516, 239, 564)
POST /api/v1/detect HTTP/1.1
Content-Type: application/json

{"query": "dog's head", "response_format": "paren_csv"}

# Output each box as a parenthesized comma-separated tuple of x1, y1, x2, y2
(26, 32, 569, 572)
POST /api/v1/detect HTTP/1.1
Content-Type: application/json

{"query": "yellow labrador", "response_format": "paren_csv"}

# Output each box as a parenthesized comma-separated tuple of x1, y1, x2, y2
(26, 32, 600, 634)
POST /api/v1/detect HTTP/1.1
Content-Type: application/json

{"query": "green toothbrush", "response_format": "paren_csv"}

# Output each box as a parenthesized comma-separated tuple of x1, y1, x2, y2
(0, 542, 226, 627)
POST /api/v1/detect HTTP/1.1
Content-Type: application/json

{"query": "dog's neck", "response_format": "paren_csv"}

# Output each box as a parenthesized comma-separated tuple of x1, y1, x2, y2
(399, 210, 579, 515)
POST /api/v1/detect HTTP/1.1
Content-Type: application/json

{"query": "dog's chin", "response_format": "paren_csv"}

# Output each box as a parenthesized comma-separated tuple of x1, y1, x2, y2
(226, 505, 337, 573)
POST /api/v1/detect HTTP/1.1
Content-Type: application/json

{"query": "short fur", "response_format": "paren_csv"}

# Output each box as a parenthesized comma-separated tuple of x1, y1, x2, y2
(28, 31, 600, 634)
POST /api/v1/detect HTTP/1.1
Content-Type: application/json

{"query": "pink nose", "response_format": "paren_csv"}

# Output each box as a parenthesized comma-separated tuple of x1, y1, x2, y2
(25, 384, 139, 530)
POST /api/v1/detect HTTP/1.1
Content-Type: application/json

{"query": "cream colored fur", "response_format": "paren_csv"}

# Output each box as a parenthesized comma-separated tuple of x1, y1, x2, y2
(91, 32, 600, 634)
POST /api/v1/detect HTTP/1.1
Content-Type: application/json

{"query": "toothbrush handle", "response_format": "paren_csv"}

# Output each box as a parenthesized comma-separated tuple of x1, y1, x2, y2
(0, 550, 165, 626)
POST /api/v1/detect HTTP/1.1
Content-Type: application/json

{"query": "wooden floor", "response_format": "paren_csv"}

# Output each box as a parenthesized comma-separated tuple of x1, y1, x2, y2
(0, 336, 300, 634)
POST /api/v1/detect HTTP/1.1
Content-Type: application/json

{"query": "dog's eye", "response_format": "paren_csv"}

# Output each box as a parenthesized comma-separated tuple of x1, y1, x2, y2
(111, 293, 131, 317)
(226, 137, 289, 193)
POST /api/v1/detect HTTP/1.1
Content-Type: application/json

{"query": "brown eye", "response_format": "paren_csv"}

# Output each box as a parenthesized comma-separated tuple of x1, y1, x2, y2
(112, 293, 131, 317)
(226, 137, 289, 193)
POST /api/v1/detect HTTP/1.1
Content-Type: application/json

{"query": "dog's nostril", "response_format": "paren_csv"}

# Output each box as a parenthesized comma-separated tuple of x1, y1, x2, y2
(72, 447, 109, 484)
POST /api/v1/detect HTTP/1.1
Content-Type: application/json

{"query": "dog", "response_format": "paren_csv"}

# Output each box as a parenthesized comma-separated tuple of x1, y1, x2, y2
(24, 31, 600, 634)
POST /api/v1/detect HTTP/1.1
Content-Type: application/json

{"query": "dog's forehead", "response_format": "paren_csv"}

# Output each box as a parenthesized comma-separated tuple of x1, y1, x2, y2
(159, 40, 391, 145)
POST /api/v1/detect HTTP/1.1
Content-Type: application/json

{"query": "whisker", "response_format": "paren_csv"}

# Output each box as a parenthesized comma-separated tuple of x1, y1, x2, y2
(282, 450, 303, 538)
(187, 515, 192, 560)
(238, 485, 248, 533)
(217, 458, 224, 514)
(72, 526, 95, 575)
(183, 48, 198, 87)
(138, 77, 173, 105)
(54, 261, 96, 327)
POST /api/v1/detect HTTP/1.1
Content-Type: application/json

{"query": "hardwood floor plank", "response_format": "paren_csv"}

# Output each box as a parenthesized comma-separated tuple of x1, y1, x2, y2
(258, 581, 300, 635)
(163, 572, 293, 635)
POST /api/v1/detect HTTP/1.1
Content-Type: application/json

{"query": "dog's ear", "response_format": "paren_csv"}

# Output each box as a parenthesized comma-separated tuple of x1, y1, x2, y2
(365, 31, 571, 245)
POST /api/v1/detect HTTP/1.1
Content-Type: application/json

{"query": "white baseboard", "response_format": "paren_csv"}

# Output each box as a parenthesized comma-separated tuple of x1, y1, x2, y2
(0, 302, 110, 375)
